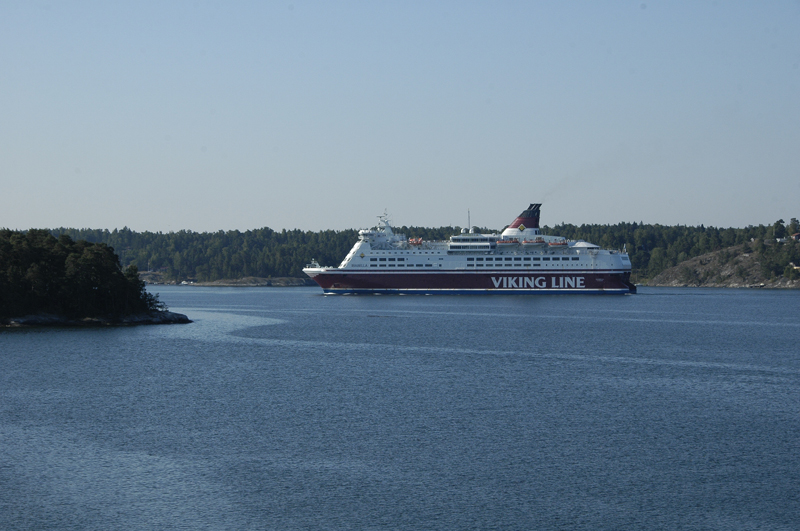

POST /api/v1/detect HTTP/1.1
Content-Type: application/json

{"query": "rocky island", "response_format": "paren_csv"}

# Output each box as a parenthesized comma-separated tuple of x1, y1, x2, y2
(1, 229, 190, 328)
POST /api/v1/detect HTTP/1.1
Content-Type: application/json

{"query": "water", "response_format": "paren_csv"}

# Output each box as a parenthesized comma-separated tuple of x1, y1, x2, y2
(1, 287, 798, 530)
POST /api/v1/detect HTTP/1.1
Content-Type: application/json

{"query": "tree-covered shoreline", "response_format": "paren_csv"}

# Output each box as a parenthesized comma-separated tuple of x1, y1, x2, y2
(9, 217, 795, 285)
(1, 229, 165, 320)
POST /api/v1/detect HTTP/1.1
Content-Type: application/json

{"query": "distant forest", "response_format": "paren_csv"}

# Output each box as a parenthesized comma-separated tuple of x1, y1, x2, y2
(41, 218, 799, 283)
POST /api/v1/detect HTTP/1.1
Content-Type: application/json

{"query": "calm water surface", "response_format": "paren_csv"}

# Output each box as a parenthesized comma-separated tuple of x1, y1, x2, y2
(1, 287, 799, 530)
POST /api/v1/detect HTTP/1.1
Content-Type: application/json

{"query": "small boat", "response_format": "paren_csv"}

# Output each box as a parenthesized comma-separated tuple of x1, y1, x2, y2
(548, 240, 568, 247)
(497, 238, 519, 245)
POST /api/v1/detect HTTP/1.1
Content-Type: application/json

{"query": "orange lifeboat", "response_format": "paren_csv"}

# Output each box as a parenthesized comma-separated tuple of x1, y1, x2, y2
(522, 237, 545, 245)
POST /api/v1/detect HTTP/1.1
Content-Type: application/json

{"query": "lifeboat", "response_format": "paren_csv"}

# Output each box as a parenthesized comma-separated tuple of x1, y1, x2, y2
(497, 238, 519, 245)
(522, 237, 545, 246)
(548, 240, 568, 247)
(408, 238, 423, 245)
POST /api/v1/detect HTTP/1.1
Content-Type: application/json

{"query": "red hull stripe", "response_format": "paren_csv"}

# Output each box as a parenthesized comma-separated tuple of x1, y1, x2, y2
(308, 271, 635, 293)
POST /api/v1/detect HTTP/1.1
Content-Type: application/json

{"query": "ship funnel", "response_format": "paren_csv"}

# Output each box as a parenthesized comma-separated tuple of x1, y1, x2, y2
(508, 203, 541, 230)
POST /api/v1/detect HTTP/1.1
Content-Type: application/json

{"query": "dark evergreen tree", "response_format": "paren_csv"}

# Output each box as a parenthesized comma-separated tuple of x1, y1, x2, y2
(773, 219, 787, 239)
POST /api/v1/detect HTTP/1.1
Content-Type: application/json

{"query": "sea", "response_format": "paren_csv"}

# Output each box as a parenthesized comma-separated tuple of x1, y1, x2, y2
(1, 286, 798, 530)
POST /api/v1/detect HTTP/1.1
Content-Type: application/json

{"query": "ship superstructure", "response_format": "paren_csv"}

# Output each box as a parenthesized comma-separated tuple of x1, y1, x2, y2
(303, 204, 636, 294)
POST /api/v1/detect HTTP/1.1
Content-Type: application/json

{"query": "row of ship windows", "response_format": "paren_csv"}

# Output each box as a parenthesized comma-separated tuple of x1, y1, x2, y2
(468, 257, 579, 261)
(370, 252, 442, 255)
(370, 264, 434, 267)
(465, 263, 578, 267)
(369, 256, 580, 262)
(365, 263, 585, 268)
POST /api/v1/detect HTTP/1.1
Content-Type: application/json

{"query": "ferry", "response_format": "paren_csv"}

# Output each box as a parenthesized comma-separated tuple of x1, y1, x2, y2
(303, 204, 636, 294)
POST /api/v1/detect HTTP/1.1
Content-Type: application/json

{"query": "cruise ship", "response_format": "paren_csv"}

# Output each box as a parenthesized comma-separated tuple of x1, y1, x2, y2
(303, 204, 636, 294)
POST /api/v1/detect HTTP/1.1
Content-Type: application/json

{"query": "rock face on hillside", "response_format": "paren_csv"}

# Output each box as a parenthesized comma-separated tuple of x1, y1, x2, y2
(1, 311, 192, 328)
(646, 244, 799, 288)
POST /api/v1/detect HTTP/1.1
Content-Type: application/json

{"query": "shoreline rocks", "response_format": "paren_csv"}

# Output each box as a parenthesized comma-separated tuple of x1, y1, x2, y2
(140, 270, 315, 287)
(190, 276, 315, 287)
(1, 311, 192, 328)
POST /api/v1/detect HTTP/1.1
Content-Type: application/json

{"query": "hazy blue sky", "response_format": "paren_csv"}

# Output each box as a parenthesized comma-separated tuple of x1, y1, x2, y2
(2, 1, 798, 232)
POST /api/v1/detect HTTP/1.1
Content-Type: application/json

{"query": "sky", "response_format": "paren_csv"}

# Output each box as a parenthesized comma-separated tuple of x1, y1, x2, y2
(1, 1, 798, 233)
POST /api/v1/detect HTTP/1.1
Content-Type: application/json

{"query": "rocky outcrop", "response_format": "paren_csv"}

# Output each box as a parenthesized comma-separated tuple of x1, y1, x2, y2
(1, 311, 192, 328)
(646, 244, 799, 289)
